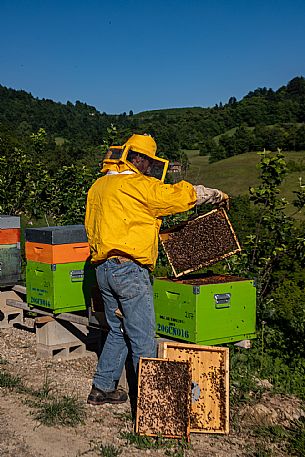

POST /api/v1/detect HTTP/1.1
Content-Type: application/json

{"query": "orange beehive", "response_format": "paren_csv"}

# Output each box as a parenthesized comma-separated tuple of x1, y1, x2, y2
(25, 241, 90, 264)
(0, 229, 20, 245)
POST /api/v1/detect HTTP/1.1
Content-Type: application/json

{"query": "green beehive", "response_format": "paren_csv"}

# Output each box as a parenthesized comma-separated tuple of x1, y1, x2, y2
(26, 260, 96, 314)
(153, 274, 256, 345)
(0, 244, 21, 287)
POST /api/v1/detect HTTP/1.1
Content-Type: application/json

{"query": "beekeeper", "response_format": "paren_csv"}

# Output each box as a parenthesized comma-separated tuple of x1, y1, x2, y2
(85, 133, 229, 405)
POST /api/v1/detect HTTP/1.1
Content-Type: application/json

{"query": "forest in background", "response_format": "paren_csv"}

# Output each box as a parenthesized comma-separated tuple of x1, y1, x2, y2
(1, 76, 305, 453)
(1, 76, 305, 167)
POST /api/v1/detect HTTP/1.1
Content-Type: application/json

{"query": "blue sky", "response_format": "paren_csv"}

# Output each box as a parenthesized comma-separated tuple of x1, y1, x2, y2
(1, 0, 305, 114)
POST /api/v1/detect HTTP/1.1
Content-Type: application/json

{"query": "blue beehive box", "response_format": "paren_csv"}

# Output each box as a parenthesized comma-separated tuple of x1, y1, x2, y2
(25, 225, 87, 245)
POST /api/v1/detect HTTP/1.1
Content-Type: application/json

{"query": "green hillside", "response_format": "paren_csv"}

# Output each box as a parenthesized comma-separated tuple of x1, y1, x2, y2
(1, 76, 305, 162)
(184, 150, 261, 190)
(184, 150, 305, 211)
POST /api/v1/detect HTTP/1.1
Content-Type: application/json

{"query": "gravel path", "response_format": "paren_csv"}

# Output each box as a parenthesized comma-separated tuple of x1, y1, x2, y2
(0, 316, 300, 456)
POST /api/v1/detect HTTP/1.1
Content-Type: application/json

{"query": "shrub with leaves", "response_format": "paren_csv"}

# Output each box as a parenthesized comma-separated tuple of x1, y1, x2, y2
(226, 150, 305, 300)
(0, 147, 53, 218)
(48, 164, 97, 225)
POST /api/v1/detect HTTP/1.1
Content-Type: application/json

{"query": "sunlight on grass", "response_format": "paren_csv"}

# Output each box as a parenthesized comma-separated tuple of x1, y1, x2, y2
(32, 395, 86, 427)
(183, 150, 305, 219)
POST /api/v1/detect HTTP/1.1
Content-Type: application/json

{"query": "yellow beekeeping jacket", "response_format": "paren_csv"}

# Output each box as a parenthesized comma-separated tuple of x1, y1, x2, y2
(85, 172, 197, 270)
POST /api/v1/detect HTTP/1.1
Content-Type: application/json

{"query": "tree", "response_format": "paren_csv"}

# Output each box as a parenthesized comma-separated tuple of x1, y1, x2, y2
(199, 138, 216, 156)
(227, 150, 305, 301)
(48, 164, 97, 225)
(0, 147, 52, 217)
(30, 127, 48, 155)
(286, 76, 305, 98)
(234, 125, 255, 154)
(208, 143, 227, 163)
(264, 126, 286, 151)
(228, 96, 237, 105)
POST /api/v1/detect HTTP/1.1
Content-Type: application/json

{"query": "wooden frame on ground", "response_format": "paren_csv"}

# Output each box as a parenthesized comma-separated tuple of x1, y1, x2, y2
(158, 341, 229, 434)
(136, 357, 192, 440)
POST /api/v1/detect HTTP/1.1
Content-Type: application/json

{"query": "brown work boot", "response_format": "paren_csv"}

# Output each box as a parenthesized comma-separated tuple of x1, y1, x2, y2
(87, 386, 128, 405)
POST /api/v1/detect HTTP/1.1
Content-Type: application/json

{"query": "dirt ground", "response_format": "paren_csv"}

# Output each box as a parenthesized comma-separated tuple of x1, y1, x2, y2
(0, 316, 304, 457)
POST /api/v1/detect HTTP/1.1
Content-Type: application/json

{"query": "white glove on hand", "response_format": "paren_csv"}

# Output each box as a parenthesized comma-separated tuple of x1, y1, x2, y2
(193, 185, 223, 206)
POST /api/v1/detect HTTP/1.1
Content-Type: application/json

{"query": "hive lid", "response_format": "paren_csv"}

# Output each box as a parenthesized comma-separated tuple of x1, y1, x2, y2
(25, 225, 88, 245)
(0, 215, 20, 229)
(159, 208, 241, 278)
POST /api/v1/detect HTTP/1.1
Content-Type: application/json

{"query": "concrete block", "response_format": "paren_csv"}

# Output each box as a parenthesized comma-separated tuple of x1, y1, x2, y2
(35, 317, 88, 346)
(35, 317, 90, 361)
(0, 293, 23, 328)
(0, 290, 23, 307)
(36, 341, 86, 360)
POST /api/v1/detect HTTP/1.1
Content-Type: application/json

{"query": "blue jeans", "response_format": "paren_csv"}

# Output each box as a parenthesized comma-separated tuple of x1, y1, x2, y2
(93, 259, 156, 392)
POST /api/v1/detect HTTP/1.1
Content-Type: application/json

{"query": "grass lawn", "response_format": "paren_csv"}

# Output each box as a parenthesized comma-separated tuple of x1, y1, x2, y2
(183, 150, 305, 206)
